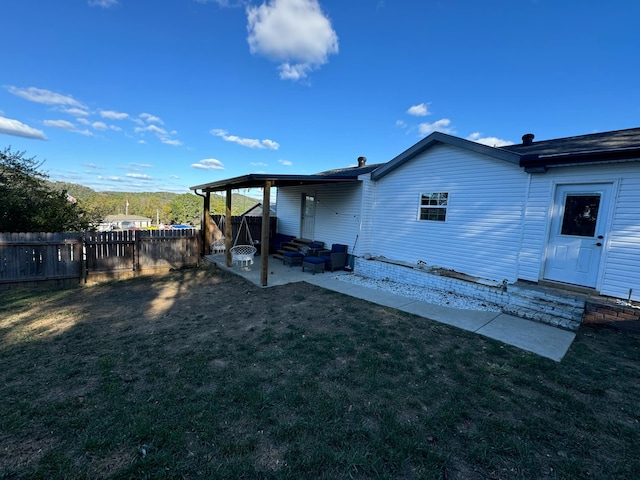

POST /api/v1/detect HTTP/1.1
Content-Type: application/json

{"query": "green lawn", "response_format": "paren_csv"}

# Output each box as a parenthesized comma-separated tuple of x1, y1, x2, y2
(1, 265, 638, 479)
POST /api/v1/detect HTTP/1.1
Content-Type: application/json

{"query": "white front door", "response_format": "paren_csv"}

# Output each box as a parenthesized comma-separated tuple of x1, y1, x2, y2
(301, 194, 316, 240)
(544, 183, 612, 288)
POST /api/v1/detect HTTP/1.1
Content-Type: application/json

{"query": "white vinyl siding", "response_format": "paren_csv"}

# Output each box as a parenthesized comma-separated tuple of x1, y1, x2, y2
(276, 182, 364, 254)
(522, 163, 640, 301)
(368, 144, 528, 283)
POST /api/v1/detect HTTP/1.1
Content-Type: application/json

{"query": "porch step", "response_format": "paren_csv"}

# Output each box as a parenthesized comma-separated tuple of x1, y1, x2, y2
(505, 284, 586, 330)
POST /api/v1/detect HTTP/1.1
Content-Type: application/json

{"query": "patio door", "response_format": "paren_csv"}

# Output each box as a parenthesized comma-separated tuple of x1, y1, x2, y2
(544, 183, 612, 288)
(301, 194, 316, 240)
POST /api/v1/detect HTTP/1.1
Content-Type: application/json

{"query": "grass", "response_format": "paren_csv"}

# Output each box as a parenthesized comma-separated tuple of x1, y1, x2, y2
(1, 264, 639, 479)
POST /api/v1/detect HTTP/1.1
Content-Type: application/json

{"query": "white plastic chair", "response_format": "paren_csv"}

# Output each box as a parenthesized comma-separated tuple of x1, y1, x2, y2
(230, 245, 256, 267)
(212, 237, 226, 254)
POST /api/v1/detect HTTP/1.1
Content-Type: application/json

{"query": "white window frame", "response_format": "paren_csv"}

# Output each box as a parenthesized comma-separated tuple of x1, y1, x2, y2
(419, 192, 448, 222)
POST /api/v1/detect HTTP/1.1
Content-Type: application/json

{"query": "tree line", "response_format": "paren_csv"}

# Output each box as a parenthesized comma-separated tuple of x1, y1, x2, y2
(1, 147, 259, 233)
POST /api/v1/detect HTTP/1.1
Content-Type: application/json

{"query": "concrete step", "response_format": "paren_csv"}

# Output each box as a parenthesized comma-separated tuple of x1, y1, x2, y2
(505, 284, 586, 330)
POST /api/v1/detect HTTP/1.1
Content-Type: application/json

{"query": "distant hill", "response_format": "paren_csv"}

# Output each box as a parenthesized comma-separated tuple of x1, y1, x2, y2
(48, 182, 261, 226)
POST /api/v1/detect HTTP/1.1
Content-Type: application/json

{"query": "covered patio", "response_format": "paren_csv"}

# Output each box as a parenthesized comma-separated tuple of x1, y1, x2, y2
(191, 168, 372, 286)
(204, 252, 350, 288)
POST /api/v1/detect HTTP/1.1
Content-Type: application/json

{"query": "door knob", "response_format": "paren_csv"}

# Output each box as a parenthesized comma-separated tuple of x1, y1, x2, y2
(597, 235, 604, 239)
(596, 242, 602, 247)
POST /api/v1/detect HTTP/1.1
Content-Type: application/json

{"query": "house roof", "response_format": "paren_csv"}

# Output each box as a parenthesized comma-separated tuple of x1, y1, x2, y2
(192, 128, 640, 193)
(503, 127, 640, 171)
(370, 131, 521, 181)
(104, 214, 152, 222)
(239, 202, 277, 217)
(190, 163, 381, 193)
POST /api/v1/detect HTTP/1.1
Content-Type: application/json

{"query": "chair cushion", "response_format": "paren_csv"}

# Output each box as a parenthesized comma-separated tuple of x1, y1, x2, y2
(283, 251, 304, 258)
(331, 244, 347, 253)
(302, 256, 325, 264)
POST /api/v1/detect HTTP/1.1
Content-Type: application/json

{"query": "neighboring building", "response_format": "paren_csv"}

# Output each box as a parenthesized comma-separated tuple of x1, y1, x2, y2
(239, 202, 277, 217)
(102, 214, 152, 231)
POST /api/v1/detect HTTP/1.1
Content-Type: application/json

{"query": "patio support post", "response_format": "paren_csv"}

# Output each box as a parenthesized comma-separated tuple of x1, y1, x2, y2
(260, 181, 272, 286)
(202, 191, 211, 256)
(225, 188, 232, 267)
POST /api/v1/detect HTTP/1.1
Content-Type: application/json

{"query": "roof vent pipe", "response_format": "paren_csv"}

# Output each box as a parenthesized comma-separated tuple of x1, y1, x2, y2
(357, 156, 367, 167)
(522, 133, 535, 145)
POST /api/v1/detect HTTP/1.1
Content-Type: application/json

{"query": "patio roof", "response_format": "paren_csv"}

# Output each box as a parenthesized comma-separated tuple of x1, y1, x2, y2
(190, 163, 382, 287)
(190, 163, 382, 193)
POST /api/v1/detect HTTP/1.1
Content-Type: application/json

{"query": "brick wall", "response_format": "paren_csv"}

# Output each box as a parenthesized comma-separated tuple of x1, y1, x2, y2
(583, 300, 640, 324)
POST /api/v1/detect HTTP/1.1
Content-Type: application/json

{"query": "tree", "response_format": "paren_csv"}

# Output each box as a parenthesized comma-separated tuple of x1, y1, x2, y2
(0, 147, 93, 232)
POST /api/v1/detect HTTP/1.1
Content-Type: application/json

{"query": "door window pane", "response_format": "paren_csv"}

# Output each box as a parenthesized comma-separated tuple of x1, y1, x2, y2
(560, 194, 600, 237)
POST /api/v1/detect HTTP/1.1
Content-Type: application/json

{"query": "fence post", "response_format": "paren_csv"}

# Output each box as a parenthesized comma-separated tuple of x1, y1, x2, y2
(81, 231, 87, 283)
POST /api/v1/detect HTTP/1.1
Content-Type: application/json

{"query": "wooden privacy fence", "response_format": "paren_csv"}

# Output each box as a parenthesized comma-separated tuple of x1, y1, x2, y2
(210, 214, 277, 252)
(0, 229, 201, 286)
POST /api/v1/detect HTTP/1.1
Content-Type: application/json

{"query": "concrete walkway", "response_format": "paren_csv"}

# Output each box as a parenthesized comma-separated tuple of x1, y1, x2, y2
(206, 255, 576, 362)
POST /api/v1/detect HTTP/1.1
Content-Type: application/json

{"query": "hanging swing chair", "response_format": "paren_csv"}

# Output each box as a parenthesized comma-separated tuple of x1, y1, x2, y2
(211, 215, 226, 254)
(230, 215, 256, 267)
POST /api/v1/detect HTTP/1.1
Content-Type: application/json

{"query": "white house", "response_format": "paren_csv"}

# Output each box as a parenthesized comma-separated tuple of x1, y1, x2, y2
(273, 128, 640, 303)
(192, 127, 640, 326)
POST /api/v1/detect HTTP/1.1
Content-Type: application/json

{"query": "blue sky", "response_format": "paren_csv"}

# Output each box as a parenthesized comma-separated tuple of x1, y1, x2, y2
(1, 0, 639, 193)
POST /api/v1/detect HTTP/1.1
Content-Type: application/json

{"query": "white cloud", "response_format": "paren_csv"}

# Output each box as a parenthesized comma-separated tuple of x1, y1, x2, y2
(467, 132, 513, 147)
(278, 159, 292, 166)
(251, 162, 268, 167)
(126, 173, 152, 180)
(139, 112, 164, 124)
(211, 128, 280, 149)
(88, 0, 119, 7)
(418, 119, 454, 136)
(278, 63, 312, 81)
(76, 118, 91, 125)
(7, 86, 85, 109)
(161, 138, 183, 146)
(92, 121, 108, 131)
(136, 124, 167, 135)
(247, 0, 339, 81)
(83, 163, 102, 169)
(134, 123, 181, 145)
(0, 115, 47, 140)
(65, 107, 90, 116)
(100, 110, 129, 120)
(43, 119, 93, 136)
(44, 119, 76, 130)
(97, 175, 125, 182)
(192, 158, 225, 170)
(407, 103, 429, 117)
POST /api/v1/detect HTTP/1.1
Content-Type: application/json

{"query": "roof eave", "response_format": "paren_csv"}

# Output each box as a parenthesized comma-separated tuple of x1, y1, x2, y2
(190, 173, 362, 193)
(519, 148, 640, 171)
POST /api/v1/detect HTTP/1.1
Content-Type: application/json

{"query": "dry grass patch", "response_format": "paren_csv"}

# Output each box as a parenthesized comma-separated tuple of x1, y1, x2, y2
(1, 264, 639, 479)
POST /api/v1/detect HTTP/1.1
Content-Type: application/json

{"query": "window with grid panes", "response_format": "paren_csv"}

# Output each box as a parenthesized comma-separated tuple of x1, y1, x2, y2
(419, 192, 448, 221)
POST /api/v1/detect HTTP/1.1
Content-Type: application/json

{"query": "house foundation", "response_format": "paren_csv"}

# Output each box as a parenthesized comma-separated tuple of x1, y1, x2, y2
(353, 257, 614, 331)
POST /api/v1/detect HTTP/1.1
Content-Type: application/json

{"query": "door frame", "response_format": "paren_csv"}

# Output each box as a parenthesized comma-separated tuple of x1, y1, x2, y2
(300, 193, 316, 240)
(542, 180, 618, 290)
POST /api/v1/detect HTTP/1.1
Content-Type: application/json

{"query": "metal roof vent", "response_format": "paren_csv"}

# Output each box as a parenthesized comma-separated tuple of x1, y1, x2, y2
(357, 156, 367, 167)
(522, 133, 535, 145)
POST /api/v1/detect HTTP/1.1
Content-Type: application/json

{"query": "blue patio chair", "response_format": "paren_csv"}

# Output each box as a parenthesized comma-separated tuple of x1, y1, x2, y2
(319, 244, 348, 272)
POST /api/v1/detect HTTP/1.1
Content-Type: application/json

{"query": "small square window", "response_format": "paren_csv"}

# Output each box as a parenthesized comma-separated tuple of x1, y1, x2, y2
(419, 193, 448, 221)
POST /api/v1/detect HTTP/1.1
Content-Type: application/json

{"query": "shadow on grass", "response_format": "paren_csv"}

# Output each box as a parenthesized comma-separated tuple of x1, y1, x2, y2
(1, 263, 639, 479)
